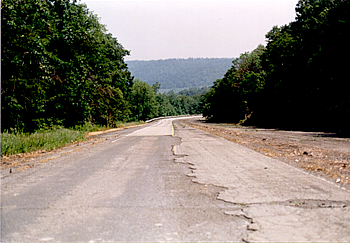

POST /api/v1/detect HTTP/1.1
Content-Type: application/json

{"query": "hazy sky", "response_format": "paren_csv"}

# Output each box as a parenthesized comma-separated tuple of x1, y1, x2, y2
(82, 0, 298, 61)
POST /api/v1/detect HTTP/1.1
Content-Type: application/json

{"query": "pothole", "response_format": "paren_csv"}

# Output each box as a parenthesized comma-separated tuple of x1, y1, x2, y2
(281, 199, 349, 208)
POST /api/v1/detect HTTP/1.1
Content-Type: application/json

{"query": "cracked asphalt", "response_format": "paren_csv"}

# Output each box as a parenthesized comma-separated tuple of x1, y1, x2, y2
(173, 118, 350, 242)
(1, 117, 349, 242)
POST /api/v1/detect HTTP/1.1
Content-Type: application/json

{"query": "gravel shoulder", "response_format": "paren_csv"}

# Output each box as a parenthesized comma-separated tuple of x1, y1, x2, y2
(181, 118, 350, 189)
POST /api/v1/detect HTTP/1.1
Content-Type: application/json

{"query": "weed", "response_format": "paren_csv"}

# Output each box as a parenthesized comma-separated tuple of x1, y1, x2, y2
(1, 121, 145, 157)
(1, 128, 85, 157)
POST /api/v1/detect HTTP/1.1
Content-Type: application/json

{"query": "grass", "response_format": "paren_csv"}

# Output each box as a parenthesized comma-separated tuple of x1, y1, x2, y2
(1, 121, 144, 157)
(1, 128, 86, 157)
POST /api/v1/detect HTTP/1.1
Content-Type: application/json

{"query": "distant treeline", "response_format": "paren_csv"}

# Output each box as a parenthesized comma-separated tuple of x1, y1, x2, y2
(126, 58, 233, 90)
(130, 80, 206, 121)
(202, 0, 350, 135)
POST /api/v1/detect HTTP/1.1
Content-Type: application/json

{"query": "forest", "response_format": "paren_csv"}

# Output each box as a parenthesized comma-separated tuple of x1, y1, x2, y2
(2, 0, 349, 137)
(126, 58, 233, 91)
(1, 0, 203, 134)
(202, 0, 350, 135)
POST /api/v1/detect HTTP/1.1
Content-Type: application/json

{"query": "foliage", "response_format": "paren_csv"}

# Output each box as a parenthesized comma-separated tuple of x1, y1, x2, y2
(1, 0, 221, 156)
(1, 0, 133, 132)
(168, 94, 202, 115)
(1, 121, 145, 157)
(130, 79, 159, 121)
(175, 87, 210, 97)
(202, 45, 266, 122)
(1, 127, 85, 156)
(129, 81, 204, 121)
(126, 58, 233, 90)
(254, 0, 350, 133)
(201, 0, 350, 134)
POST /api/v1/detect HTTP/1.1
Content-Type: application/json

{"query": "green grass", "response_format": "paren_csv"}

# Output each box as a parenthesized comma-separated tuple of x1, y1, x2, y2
(1, 121, 144, 157)
(1, 128, 86, 157)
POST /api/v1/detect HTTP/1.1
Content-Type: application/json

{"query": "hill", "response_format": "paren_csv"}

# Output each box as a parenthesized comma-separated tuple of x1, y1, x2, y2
(126, 58, 234, 90)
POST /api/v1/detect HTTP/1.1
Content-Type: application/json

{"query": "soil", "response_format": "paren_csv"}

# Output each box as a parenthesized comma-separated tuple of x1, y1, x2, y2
(181, 118, 350, 189)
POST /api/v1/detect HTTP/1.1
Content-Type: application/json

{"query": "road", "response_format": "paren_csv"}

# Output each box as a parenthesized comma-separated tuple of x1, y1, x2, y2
(1, 117, 350, 242)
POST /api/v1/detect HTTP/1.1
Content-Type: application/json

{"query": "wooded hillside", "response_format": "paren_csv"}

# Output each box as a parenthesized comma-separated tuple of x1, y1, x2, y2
(126, 58, 234, 90)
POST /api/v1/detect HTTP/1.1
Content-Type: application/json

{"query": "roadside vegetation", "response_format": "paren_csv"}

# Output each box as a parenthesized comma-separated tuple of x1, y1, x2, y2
(1, 128, 86, 157)
(2, 0, 349, 157)
(202, 0, 350, 135)
(1, 121, 144, 157)
(1, 0, 201, 157)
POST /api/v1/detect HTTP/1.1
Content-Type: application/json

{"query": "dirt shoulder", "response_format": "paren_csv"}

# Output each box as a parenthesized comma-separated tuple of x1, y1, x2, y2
(181, 118, 350, 189)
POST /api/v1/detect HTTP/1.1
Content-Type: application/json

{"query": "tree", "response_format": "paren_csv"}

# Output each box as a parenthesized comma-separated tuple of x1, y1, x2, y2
(130, 79, 159, 121)
(202, 45, 266, 122)
(156, 94, 176, 117)
(255, 0, 350, 133)
(1, 0, 133, 132)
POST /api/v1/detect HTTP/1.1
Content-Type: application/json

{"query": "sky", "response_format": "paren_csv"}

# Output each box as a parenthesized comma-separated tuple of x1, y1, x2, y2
(82, 0, 299, 61)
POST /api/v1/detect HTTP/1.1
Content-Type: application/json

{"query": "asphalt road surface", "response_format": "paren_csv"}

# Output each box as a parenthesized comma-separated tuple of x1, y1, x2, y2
(1, 117, 350, 242)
